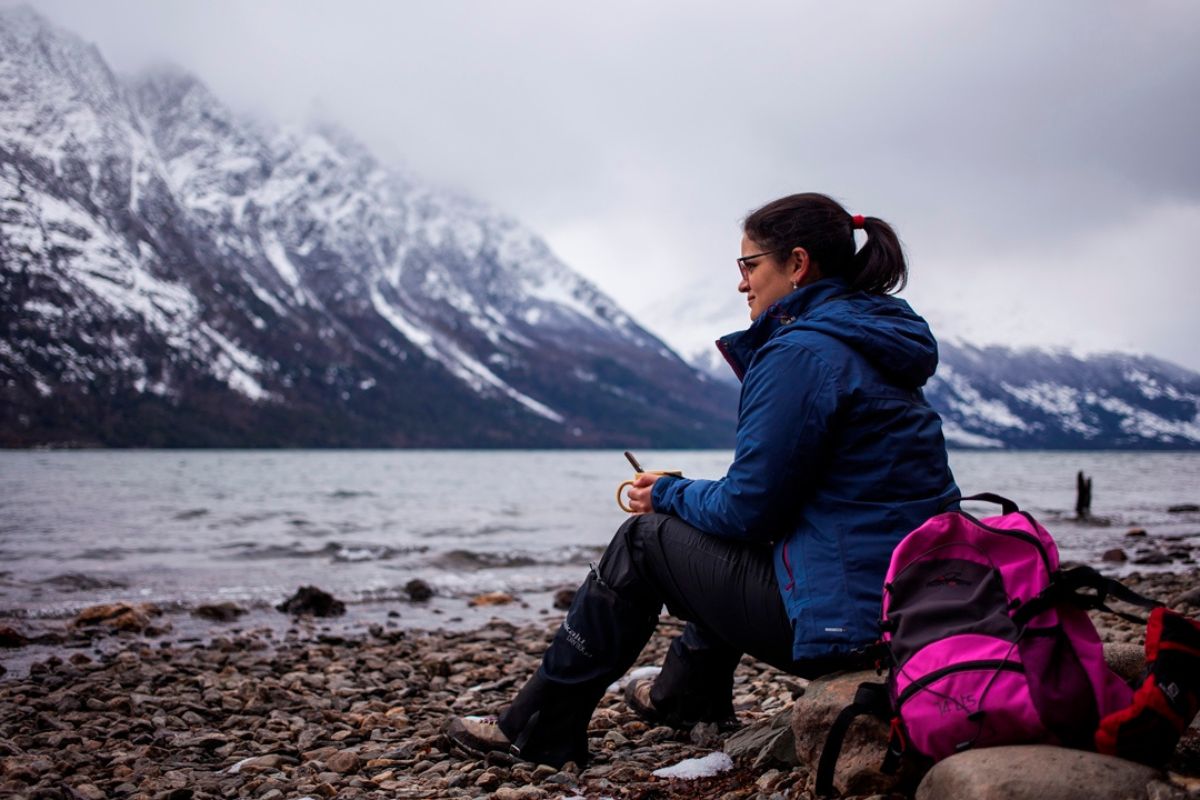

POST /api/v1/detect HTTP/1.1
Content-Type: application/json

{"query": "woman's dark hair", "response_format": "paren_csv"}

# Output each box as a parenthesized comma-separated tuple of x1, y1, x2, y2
(742, 192, 907, 295)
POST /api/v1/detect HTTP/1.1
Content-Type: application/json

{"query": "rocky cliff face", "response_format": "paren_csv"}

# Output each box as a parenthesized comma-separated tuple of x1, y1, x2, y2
(0, 7, 736, 447)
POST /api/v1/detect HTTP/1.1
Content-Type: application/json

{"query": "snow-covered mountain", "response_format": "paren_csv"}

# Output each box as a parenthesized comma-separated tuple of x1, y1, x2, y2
(0, 7, 736, 447)
(690, 336, 1200, 449)
(928, 343, 1200, 449)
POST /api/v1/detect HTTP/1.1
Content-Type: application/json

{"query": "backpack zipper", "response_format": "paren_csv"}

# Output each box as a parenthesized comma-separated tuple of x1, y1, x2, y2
(896, 659, 1025, 708)
(953, 509, 1054, 575)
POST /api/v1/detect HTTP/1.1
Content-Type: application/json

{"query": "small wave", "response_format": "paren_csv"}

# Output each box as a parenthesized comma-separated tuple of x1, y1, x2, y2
(74, 546, 172, 561)
(173, 508, 209, 520)
(328, 489, 376, 500)
(430, 544, 605, 572)
(219, 541, 428, 562)
(331, 544, 400, 563)
(434, 550, 539, 571)
(217, 511, 289, 528)
(39, 573, 128, 592)
(416, 523, 538, 540)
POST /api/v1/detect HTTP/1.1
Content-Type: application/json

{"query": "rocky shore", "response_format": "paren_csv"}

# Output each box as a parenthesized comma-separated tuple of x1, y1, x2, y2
(1, 568, 1199, 800)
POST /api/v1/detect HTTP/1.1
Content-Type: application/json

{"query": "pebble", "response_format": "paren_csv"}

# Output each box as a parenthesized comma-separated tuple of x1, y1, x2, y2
(405, 579, 434, 602)
(192, 602, 248, 622)
(553, 588, 576, 610)
(467, 591, 515, 607)
(0, 570, 1196, 800)
(325, 750, 359, 774)
(275, 586, 346, 617)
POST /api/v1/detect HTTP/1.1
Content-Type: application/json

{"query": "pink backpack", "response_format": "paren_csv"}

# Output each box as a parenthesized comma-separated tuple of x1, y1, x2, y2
(817, 493, 1161, 795)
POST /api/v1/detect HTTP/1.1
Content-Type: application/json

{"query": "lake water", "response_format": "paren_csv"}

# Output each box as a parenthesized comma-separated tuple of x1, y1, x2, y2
(1, 450, 1198, 619)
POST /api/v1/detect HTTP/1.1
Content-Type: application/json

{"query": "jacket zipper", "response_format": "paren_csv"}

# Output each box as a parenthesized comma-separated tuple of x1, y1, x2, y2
(781, 543, 795, 591)
(896, 659, 1024, 708)
(715, 338, 745, 382)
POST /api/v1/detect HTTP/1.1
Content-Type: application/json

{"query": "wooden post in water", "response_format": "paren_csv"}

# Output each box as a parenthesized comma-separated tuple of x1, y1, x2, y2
(1076, 470, 1093, 520)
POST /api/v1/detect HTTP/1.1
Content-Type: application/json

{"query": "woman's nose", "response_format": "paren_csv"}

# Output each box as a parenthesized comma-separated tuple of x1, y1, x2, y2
(738, 276, 750, 292)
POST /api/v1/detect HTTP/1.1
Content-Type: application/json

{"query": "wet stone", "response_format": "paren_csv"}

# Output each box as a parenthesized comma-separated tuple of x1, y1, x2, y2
(404, 579, 434, 602)
(1, 571, 1196, 800)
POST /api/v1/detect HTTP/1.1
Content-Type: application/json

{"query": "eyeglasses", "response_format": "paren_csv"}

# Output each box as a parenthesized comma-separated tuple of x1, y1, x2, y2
(736, 249, 784, 280)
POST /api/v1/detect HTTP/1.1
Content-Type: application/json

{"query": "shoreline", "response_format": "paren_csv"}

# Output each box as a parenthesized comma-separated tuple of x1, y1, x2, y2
(2, 568, 1199, 799)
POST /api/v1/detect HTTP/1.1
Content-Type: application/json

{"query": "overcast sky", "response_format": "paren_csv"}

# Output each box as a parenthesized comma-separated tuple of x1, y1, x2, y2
(19, 0, 1200, 370)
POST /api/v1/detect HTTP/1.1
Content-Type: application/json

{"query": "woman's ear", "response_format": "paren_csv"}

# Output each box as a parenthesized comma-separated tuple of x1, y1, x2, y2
(789, 246, 817, 287)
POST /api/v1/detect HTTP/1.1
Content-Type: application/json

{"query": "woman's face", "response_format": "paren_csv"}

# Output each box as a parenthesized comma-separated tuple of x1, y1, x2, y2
(739, 235, 798, 321)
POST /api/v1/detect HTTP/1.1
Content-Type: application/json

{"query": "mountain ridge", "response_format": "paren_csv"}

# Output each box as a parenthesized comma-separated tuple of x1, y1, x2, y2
(0, 6, 737, 448)
(4, 6, 1198, 450)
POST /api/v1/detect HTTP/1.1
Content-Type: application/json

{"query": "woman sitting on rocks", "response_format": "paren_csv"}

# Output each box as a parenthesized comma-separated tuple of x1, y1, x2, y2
(447, 192, 960, 768)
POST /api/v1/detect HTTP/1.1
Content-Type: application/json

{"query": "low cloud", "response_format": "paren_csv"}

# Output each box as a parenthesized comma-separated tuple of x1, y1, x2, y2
(21, 0, 1200, 368)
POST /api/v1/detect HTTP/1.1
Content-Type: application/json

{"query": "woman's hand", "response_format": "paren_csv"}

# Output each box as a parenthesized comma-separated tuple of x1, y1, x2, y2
(625, 472, 661, 514)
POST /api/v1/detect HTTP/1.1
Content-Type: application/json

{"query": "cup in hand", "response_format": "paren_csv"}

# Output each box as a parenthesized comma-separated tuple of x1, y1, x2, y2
(617, 470, 683, 513)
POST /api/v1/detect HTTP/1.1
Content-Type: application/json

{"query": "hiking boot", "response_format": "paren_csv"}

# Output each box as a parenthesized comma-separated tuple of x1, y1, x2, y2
(624, 676, 740, 732)
(444, 715, 517, 760)
(625, 677, 659, 724)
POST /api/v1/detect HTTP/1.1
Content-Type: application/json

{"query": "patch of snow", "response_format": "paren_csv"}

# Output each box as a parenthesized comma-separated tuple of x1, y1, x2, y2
(607, 665, 661, 694)
(1123, 368, 1193, 403)
(225, 756, 256, 774)
(940, 422, 1005, 449)
(262, 233, 304, 301)
(370, 284, 433, 348)
(1001, 382, 1098, 436)
(936, 366, 1027, 430)
(652, 751, 734, 780)
(242, 273, 289, 317)
(202, 324, 266, 376)
(22, 300, 63, 318)
(1085, 391, 1200, 443)
(371, 282, 562, 423)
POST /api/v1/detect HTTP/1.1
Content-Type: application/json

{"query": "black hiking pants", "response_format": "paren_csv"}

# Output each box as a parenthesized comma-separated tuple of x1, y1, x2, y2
(496, 512, 866, 767)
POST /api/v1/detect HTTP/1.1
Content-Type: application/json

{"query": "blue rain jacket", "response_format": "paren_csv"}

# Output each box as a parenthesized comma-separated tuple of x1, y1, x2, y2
(652, 277, 959, 660)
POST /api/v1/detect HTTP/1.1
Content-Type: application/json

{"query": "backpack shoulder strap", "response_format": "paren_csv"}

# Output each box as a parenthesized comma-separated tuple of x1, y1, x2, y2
(815, 681, 894, 797)
(1013, 565, 1163, 626)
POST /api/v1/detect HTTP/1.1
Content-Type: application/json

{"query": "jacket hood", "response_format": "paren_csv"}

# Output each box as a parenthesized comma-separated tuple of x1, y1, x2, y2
(717, 277, 939, 388)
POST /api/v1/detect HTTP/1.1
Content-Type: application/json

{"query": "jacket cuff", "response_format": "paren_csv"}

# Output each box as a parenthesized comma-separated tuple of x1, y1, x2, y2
(650, 474, 686, 512)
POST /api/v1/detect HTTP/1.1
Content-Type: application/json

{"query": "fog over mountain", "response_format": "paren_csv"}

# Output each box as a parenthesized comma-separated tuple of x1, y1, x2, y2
(2, 7, 1198, 450)
(0, 7, 735, 447)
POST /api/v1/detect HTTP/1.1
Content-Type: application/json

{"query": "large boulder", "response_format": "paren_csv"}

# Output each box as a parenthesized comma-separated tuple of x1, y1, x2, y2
(791, 670, 925, 795)
(915, 745, 1170, 800)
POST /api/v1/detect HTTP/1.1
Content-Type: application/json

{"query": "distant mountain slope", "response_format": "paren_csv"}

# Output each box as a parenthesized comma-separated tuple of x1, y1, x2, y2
(688, 336, 1200, 450)
(928, 343, 1200, 449)
(0, 7, 736, 447)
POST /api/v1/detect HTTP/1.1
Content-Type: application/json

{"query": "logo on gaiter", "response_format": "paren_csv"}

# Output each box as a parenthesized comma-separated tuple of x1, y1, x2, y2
(562, 619, 594, 658)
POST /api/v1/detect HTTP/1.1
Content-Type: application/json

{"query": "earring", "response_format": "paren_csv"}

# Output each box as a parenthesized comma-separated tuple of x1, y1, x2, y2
(791, 281, 799, 289)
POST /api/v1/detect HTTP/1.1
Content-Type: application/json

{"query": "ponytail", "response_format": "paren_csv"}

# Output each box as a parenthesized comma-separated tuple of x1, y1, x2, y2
(851, 216, 907, 295)
(743, 193, 908, 296)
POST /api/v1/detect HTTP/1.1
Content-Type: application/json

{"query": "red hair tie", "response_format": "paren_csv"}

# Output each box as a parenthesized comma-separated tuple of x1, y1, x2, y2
(851, 214, 866, 229)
